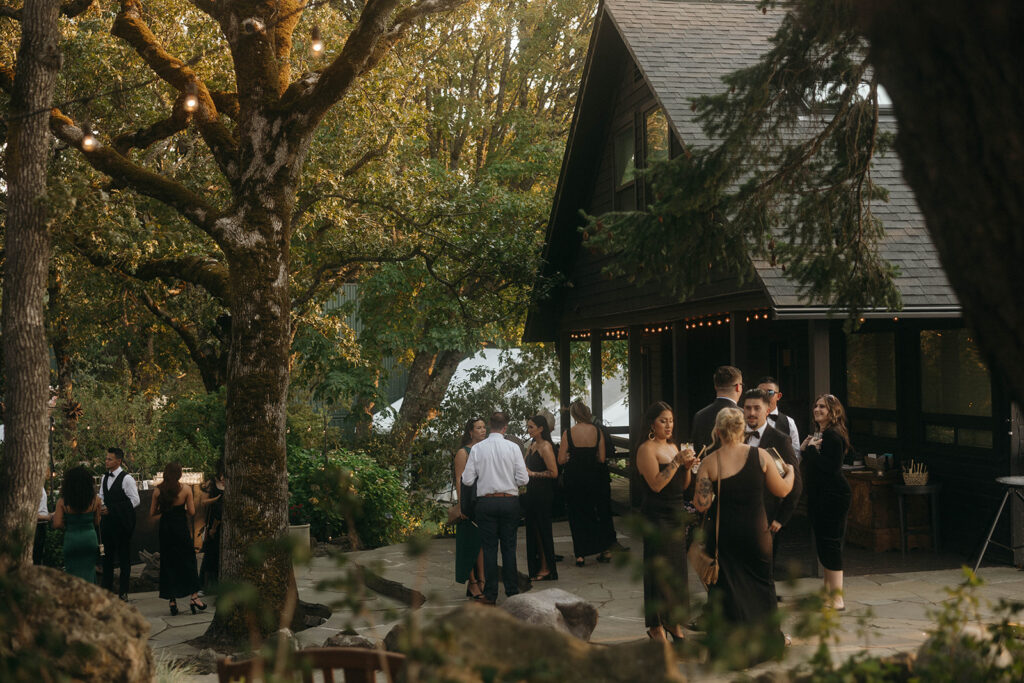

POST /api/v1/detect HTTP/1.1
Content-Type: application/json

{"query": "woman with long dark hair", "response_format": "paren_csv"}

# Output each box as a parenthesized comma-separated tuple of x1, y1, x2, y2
(52, 465, 102, 583)
(557, 400, 617, 566)
(454, 417, 487, 599)
(198, 464, 225, 590)
(149, 462, 203, 615)
(523, 415, 559, 581)
(636, 402, 697, 641)
(801, 393, 853, 610)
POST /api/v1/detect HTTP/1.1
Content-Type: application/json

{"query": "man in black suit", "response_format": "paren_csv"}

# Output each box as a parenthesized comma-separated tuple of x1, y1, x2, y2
(690, 365, 744, 452)
(741, 388, 803, 578)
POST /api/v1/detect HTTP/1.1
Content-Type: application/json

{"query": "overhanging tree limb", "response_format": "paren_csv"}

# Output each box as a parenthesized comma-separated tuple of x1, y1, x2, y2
(50, 110, 224, 241)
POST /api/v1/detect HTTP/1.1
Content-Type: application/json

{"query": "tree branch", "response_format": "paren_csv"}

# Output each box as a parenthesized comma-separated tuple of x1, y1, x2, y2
(111, 0, 238, 181)
(1, 0, 94, 20)
(68, 230, 231, 303)
(291, 131, 394, 224)
(0, 62, 13, 93)
(291, 245, 424, 312)
(112, 96, 191, 156)
(50, 109, 224, 240)
(134, 289, 226, 391)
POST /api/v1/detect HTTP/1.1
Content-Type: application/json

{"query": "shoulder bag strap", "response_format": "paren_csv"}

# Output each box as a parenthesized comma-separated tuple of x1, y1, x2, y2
(714, 450, 722, 563)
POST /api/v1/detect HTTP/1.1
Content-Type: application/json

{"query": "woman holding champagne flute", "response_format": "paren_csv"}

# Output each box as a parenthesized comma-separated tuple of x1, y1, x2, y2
(636, 401, 697, 642)
(801, 394, 853, 610)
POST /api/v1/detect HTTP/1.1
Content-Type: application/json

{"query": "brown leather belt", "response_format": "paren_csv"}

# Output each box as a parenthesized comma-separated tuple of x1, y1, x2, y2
(481, 492, 516, 497)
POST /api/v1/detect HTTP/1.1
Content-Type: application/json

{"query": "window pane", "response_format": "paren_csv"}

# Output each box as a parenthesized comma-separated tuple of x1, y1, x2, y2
(924, 424, 955, 444)
(846, 332, 897, 410)
(960, 428, 993, 449)
(921, 329, 991, 416)
(614, 127, 635, 188)
(645, 109, 669, 165)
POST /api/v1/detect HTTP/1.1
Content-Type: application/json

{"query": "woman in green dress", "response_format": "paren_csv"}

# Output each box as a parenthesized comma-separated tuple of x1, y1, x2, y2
(454, 417, 487, 599)
(53, 465, 101, 583)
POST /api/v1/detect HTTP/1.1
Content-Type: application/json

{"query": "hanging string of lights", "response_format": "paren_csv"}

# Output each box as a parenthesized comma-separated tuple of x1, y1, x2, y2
(2, 0, 337, 135)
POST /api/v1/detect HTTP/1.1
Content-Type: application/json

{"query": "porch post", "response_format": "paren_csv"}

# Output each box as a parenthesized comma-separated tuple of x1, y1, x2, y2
(628, 325, 644, 508)
(808, 320, 831, 398)
(558, 330, 572, 435)
(672, 322, 689, 440)
(590, 334, 603, 424)
(730, 310, 748, 369)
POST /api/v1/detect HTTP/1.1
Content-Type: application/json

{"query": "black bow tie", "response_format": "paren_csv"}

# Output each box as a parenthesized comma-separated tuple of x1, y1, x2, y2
(744, 430, 759, 443)
(767, 414, 778, 422)
(105, 472, 112, 478)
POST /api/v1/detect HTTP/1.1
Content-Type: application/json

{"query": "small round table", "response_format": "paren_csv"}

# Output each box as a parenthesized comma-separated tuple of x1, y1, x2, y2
(895, 483, 942, 555)
(973, 476, 1024, 573)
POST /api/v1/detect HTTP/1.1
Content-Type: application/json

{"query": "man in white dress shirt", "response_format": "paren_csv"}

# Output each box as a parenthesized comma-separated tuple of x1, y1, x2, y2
(99, 447, 140, 600)
(461, 412, 529, 605)
(758, 377, 801, 456)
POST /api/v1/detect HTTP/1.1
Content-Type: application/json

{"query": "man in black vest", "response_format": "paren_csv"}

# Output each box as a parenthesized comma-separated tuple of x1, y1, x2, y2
(690, 365, 744, 452)
(99, 447, 140, 600)
(758, 376, 801, 455)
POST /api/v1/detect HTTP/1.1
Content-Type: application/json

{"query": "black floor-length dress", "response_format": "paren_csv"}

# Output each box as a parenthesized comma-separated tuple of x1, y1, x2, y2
(641, 460, 689, 628)
(159, 504, 201, 600)
(524, 446, 558, 579)
(705, 447, 779, 628)
(563, 428, 616, 558)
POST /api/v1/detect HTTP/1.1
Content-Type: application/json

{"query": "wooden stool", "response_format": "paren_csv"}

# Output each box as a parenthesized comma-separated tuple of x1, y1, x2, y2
(973, 476, 1024, 573)
(895, 483, 942, 555)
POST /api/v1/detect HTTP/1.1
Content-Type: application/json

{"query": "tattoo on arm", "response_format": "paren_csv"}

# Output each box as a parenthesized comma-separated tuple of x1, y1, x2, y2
(697, 476, 713, 498)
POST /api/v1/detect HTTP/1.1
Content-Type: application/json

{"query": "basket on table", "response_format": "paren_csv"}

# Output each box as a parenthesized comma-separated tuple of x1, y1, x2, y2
(902, 459, 928, 486)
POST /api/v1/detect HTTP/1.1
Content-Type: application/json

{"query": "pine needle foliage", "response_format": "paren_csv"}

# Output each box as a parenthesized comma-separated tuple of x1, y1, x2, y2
(585, 0, 902, 319)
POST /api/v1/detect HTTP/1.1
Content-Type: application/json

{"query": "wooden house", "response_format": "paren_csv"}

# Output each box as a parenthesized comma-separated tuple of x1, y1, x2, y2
(524, 0, 1023, 561)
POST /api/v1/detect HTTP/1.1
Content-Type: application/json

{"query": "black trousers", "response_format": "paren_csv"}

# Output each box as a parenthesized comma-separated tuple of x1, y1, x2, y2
(475, 496, 521, 602)
(32, 522, 48, 565)
(101, 520, 133, 595)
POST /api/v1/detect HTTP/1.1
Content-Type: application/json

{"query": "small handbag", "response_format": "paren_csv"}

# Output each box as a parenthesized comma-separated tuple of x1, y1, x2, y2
(687, 451, 721, 589)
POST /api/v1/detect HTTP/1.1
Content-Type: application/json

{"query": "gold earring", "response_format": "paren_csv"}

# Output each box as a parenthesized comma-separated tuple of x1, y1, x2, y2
(648, 430, 655, 440)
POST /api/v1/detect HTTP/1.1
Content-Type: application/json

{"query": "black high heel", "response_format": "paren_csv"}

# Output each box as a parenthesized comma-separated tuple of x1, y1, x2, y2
(189, 597, 207, 614)
(169, 599, 178, 616)
(597, 551, 612, 563)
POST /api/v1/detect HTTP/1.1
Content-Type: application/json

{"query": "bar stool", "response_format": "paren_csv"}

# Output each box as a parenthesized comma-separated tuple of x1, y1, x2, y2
(895, 483, 941, 555)
(973, 476, 1024, 573)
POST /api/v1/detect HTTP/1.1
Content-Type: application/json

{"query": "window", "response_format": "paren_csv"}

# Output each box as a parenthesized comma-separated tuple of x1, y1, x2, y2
(644, 108, 670, 166)
(845, 332, 897, 410)
(613, 127, 636, 210)
(921, 329, 991, 416)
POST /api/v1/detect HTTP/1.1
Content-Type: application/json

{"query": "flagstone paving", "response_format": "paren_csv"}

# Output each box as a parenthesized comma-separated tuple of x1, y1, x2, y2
(135, 519, 1024, 680)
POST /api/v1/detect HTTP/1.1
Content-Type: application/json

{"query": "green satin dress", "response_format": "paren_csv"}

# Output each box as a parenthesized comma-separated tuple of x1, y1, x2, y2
(63, 511, 98, 583)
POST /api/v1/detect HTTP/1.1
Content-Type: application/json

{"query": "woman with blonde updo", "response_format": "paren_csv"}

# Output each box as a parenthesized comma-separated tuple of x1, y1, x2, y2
(694, 408, 795, 650)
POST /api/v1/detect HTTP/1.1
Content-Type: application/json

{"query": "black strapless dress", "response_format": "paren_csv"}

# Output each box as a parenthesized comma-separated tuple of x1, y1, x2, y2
(524, 446, 557, 579)
(159, 504, 200, 599)
(641, 459, 690, 628)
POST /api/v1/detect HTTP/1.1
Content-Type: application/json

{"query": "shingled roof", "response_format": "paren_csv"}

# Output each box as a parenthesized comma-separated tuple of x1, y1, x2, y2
(590, 0, 958, 317)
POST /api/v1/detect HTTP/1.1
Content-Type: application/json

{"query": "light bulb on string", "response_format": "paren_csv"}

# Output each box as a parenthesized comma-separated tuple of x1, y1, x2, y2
(183, 82, 199, 112)
(310, 26, 324, 55)
(81, 120, 98, 151)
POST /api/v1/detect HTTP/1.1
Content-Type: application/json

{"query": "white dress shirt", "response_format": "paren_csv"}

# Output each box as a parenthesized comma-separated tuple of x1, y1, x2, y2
(99, 466, 141, 508)
(769, 409, 801, 455)
(461, 432, 529, 496)
(38, 487, 49, 518)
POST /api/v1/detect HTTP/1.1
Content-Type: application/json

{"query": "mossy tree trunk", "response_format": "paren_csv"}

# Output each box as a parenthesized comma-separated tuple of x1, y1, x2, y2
(0, 0, 62, 571)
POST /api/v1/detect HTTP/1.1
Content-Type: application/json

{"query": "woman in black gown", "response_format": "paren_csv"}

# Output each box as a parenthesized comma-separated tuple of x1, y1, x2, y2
(636, 401, 697, 642)
(150, 462, 204, 615)
(524, 415, 559, 581)
(557, 400, 617, 566)
(198, 465, 225, 590)
(801, 393, 853, 610)
(694, 408, 795, 656)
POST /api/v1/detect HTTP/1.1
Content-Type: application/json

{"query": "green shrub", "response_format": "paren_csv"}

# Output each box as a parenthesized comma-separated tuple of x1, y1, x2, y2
(287, 447, 412, 548)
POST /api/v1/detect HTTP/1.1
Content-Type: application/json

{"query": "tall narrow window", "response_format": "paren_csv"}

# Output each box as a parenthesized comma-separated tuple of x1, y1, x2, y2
(921, 330, 991, 417)
(614, 127, 636, 210)
(644, 108, 670, 165)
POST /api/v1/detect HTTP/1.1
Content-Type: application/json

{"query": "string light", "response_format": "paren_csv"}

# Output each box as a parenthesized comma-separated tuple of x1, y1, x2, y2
(80, 120, 98, 151)
(311, 26, 324, 55)
(183, 83, 199, 112)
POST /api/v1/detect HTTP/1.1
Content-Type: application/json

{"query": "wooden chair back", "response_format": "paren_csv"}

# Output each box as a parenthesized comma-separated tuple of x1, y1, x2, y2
(217, 646, 406, 683)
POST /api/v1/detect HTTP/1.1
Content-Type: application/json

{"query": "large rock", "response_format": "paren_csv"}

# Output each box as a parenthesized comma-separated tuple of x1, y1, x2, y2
(1, 566, 153, 682)
(385, 603, 684, 682)
(501, 588, 598, 641)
